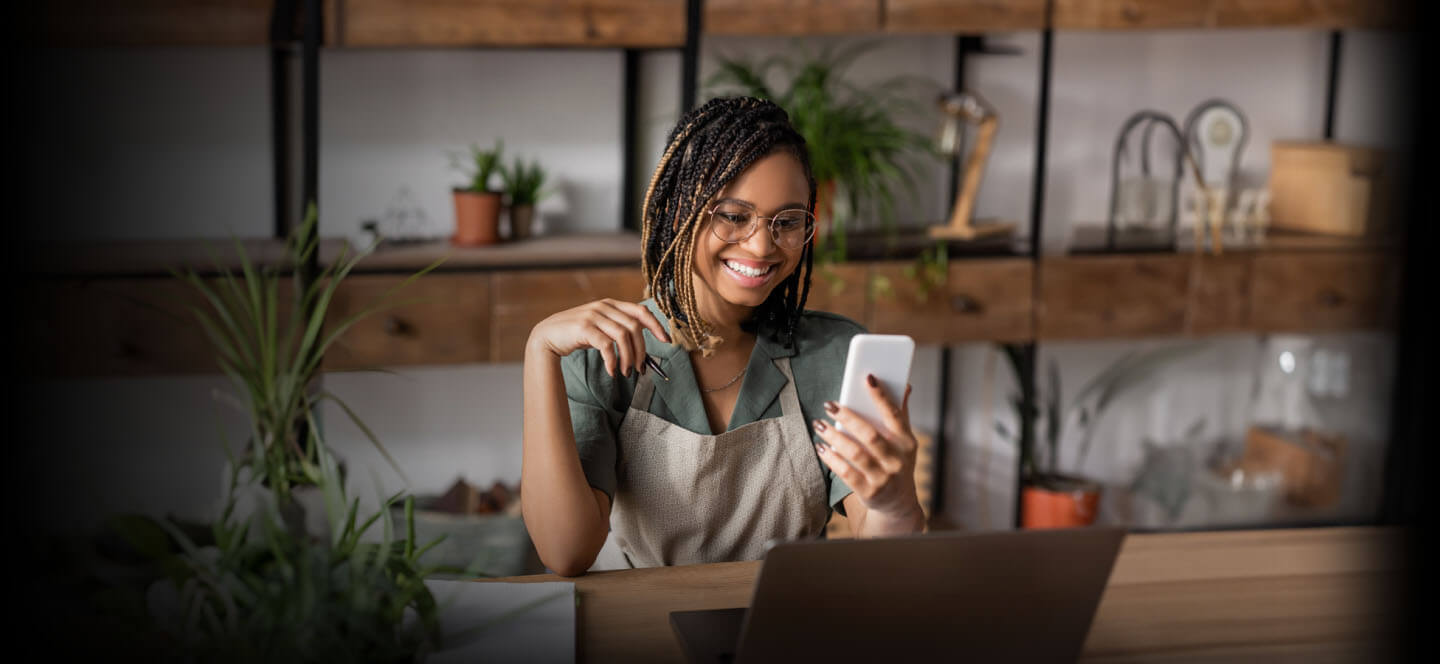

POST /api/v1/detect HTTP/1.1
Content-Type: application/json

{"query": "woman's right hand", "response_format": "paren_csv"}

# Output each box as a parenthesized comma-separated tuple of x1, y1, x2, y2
(527, 299, 671, 377)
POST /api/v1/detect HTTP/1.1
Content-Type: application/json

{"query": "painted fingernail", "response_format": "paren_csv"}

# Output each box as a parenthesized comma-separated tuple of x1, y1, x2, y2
(823, 401, 838, 415)
(814, 440, 830, 454)
(866, 374, 877, 387)
(812, 419, 827, 433)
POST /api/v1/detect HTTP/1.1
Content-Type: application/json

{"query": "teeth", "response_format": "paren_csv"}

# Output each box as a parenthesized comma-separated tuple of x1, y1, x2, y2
(725, 260, 771, 278)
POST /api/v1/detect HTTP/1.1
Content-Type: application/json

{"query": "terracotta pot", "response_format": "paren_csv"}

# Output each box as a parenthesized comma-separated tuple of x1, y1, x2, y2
(452, 189, 502, 246)
(509, 203, 536, 240)
(1021, 475, 1102, 529)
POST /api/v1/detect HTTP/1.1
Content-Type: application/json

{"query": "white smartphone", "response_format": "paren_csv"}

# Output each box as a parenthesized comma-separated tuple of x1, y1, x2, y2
(835, 334, 915, 433)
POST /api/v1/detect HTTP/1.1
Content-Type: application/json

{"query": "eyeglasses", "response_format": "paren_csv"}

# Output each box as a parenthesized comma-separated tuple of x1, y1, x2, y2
(707, 200, 815, 250)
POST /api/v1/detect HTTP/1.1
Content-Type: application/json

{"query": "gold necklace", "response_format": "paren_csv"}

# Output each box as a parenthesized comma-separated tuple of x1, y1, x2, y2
(700, 366, 747, 393)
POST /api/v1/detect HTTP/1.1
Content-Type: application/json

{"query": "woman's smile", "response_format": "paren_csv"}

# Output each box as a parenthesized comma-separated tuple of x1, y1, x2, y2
(721, 257, 779, 286)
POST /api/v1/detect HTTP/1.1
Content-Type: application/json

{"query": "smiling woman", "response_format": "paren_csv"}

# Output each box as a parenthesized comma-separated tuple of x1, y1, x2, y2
(520, 97, 926, 576)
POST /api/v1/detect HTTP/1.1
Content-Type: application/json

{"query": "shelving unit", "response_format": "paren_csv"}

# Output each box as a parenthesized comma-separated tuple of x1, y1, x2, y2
(29, 0, 1410, 530)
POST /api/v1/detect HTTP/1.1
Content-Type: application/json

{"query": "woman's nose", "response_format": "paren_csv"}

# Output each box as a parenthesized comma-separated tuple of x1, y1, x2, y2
(741, 219, 778, 254)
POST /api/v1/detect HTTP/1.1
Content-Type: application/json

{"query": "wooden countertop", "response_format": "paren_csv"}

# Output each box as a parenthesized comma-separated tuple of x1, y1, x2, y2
(483, 526, 1405, 663)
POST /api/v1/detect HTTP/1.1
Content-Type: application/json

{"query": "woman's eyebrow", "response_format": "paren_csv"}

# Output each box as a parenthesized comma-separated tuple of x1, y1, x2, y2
(716, 197, 810, 213)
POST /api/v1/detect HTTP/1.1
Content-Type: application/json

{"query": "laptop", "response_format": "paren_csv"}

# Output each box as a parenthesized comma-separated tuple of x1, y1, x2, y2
(669, 527, 1126, 663)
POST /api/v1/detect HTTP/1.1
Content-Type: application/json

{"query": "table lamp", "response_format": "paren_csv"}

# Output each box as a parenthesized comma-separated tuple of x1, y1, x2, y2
(930, 91, 1015, 241)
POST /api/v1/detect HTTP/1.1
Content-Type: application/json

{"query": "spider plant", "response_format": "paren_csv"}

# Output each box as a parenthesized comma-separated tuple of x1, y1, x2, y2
(706, 40, 940, 263)
(172, 204, 444, 508)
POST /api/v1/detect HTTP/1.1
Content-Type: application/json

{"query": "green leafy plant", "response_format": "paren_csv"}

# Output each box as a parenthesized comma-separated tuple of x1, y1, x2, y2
(706, 41, 940, 262)
(172, 205, 443, 507)
(901, 241, 948, 304)
(501, 157, 548, 206)
(452, 140, 505, 193)
(999, 344, 1203, 484)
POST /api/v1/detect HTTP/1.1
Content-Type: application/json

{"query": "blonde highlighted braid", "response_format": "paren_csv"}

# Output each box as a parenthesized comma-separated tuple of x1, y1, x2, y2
(639, 97, 818, 357)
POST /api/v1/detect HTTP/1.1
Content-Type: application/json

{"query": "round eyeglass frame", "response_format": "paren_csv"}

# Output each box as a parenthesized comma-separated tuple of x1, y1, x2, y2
(707, 202, 816, 250)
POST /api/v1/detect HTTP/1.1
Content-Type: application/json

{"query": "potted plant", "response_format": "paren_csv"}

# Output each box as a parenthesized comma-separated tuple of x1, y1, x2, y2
(706, 41, 939, 263)
(451, 140, 505, 246)
(500, 156, 548, 241)
(1000, 344, 1201, 529)
(75, 206, 465, 660)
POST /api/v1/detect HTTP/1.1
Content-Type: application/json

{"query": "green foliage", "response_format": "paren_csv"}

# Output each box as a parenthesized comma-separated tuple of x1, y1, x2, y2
(106, 449, 449, 663)
(172, 205, 444, 507)
(706, 41, 940, 261)
(452, 140, 505, 193)
(501, 157, 548, 206)
(901, 241, 948, 304)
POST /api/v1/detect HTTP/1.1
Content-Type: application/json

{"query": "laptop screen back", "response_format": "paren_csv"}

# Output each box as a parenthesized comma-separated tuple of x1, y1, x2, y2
(734, 527, 1126, 663)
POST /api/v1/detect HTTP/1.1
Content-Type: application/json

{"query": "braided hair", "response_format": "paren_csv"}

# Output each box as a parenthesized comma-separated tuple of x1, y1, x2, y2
(640, 96, 817, 358)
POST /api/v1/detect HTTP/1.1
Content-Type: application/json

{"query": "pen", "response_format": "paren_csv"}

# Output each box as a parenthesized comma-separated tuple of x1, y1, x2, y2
(644, 355, 670, 381)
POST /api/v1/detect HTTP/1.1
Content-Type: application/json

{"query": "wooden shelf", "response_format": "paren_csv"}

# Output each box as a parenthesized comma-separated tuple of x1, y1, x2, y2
(883, 0, 1048, 33)
(705, 0, 880, 35)
(22, 231, 1399, 376)
(22, 232, 643, 278)
(1051, 0, 1403, 30)
(37, 0, 274, 47)
(328, 0, 685, 48)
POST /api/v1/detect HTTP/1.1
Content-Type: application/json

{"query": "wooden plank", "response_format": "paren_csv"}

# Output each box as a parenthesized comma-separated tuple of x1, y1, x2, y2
(490, 267, 647, 362)
(1249, 251, 1396, 332)
(483, 527, 1402, 664)
(1038, 255, 1190, 339)
(1053, 0, 1402, 29)
(38, 0, 273, 46)
(323, 273, 491, 369)
(24, 277, 261, 377)
(869, 258, 1034, 344)
(883, 0, 1048, 32)
(705, 0, 880, 35)
(336, 0, 685, 48)
(1185, 253, 1252, 335)
(805, 262, 870, 326)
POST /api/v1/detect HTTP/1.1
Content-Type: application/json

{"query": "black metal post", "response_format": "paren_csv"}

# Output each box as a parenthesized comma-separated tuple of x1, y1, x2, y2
(1030, 26, 1053, 261)
(1323, 30, 1343, 140)
(622, 49, 641, 231)
(681, 0, 702, 113)
(269, 0, 297, 240)
(933, 345, 952, 520)
(300, 0, 321, 284)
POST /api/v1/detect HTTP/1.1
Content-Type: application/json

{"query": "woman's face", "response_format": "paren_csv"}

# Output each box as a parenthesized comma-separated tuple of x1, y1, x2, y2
(690, 150, 811, 313)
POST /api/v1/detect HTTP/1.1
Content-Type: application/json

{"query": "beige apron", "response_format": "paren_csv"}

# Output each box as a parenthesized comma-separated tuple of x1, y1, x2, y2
(611, 356, 830, 567)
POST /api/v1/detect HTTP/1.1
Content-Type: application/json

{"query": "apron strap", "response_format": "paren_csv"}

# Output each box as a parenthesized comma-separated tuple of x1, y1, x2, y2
(630, 368, 656, 412)
(773, 356, 802, 418)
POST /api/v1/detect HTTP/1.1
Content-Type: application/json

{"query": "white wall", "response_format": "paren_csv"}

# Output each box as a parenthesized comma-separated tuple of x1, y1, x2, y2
(33, 30, 1407, 540)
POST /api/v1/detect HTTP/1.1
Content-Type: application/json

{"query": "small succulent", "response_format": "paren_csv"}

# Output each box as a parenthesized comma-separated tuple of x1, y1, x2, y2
(452, 140, 504, 193)
(501, 157, 548, 207)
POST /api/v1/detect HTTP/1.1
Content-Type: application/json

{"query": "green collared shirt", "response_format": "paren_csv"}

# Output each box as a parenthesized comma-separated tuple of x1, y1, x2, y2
(562, 298, 865, 517)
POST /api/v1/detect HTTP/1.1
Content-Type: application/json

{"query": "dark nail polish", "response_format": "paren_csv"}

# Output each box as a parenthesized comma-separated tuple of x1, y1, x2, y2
(812, 419, 827, 433)
(823, 401, 838, 415)
(814, 440, 830, 454)
(866, 374, 877, 387)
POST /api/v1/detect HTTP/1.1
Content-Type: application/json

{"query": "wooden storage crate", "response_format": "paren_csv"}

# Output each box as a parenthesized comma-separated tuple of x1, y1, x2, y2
(1268, 141, 1393, 237)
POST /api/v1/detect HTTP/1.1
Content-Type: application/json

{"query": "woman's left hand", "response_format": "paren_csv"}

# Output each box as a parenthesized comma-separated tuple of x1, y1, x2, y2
(812, 374, 921, 520)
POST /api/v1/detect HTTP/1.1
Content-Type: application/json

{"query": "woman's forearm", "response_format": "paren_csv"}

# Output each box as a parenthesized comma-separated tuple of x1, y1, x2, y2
(520, 341, 610, 576)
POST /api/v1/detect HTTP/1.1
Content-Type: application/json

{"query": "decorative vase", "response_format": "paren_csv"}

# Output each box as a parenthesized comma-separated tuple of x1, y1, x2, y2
(1021, 474, 1102, 529)
(509, 203, 536, 240)
(452, 189, 502, 246)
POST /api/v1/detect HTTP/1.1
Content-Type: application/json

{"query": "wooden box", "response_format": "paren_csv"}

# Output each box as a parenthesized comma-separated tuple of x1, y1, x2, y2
(1268, 141, 1392, 237)
(1239, 426, 1346, 508)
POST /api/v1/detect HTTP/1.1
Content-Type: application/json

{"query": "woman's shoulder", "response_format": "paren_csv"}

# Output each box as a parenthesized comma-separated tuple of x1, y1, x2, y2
(794, 309, 867, 357)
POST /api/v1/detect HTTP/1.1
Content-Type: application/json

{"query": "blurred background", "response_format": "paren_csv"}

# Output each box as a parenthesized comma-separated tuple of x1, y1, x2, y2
(13, 1, 1423, 578)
